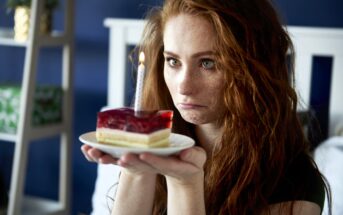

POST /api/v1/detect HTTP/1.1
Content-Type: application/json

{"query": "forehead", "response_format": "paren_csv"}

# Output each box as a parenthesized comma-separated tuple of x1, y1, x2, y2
(163, 14, 216, 53)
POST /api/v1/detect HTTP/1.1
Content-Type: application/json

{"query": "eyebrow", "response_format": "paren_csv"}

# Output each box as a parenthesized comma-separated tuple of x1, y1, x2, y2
(163, 51, 215, 58)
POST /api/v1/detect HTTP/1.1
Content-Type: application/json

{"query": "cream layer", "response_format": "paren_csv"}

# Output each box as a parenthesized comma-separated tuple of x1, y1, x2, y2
(96, 128, 171, 148)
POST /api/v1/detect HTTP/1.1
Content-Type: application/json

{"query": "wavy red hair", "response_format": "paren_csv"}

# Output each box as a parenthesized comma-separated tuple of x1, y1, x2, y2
(135, 0, 329, 214)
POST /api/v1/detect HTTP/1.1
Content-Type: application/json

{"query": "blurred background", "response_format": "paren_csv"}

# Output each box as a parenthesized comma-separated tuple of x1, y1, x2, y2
(0, 0, 342, 214)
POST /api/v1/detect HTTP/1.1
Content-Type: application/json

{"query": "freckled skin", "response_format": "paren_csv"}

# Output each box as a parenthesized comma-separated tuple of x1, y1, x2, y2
(163, 14, 226, 125)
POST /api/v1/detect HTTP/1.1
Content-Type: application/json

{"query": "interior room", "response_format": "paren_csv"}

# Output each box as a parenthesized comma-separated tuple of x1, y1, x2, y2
(0, 0, 342, 214)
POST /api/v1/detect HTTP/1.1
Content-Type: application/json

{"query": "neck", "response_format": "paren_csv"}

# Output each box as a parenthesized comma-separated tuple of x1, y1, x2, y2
(195, 123, 222, 154)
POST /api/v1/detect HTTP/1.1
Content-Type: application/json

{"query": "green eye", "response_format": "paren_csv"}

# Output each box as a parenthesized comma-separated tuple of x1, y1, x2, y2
(170, 59, 177, 66)
(166, 57, 180, 67)
(201, 59, 215, 69)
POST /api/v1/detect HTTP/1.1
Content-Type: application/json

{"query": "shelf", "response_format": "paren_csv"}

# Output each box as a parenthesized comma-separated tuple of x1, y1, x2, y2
(40, 34, 68, 46)
(0, 28, 67, 47)
(30, 123, 66, 140)
(0, 123, 65, 143)
(1, 1, 74, 214)
(0, 28, 27, 47)
(0, 132, 17, 142)
(21, 196, 65, 215)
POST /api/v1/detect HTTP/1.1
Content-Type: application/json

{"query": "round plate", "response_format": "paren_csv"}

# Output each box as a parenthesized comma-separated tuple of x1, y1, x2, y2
(79, 131, 195, 158)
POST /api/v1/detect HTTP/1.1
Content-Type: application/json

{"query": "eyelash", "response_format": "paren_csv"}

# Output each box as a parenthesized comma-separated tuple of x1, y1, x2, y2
(165, 57, 216, 70)
(200, 59, 215, 70)
(165, 57, 181, 68)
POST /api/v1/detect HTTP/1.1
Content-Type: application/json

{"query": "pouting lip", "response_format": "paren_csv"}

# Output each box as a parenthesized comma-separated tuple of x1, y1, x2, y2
(178, 103, 206, 109)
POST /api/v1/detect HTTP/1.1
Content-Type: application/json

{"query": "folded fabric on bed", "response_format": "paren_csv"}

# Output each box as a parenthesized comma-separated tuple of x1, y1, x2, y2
(0, 85, 62, 134)
(314, 137, 343, 215)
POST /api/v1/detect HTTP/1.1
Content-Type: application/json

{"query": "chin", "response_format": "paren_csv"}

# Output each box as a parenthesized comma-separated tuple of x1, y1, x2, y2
(178, 109, 223, 126)
(179, 112, 207, 125)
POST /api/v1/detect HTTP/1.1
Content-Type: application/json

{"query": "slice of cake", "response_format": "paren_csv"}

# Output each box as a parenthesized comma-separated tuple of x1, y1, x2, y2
(96, 108, 173, 148)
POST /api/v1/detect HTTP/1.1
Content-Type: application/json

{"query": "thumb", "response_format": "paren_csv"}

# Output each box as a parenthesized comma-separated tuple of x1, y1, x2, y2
(180, 146, 207, 168)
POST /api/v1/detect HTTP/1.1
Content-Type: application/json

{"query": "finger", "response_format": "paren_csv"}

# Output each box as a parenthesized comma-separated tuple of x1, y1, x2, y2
(87, 148, 105, 162)
(83, 153, 94, 162)
(119, 153, 148, 168)
(179, 147, 207, 168)
(88, 148, 104, 158)
(99, 154, 118, 164)
(139, 153, 194, 176)
(80, 145, 96, 162)
(118, 153, 158, 173)
(138, 147, 207, 177)
(81, 144, 91, 151)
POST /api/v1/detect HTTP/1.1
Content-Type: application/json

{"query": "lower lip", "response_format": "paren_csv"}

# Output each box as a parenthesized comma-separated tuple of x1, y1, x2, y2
(179, 104, 205, 109)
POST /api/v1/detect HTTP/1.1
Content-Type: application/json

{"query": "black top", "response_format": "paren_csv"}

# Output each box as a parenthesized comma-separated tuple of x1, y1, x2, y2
(268, 153, 325, 211)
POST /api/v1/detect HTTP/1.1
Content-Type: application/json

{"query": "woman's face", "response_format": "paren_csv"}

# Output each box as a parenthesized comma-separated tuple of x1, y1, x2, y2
(163, 14, 226, 125)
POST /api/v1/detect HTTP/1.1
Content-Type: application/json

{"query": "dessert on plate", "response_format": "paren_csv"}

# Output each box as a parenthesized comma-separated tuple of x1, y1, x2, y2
(96, 107, 173, 148)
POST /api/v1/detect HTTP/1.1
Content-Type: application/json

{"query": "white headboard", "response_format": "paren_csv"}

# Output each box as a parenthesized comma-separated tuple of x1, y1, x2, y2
(104, 19, 145, 108)
(104, 18, 343, 136)
(288, 26, 343, 136)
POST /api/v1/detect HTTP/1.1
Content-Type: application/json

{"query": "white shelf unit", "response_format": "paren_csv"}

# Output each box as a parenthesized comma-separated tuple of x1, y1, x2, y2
(0, 0, 74, 215)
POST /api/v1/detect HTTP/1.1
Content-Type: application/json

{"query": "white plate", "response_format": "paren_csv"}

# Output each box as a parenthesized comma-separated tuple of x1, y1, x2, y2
(79, 131, 195, 158)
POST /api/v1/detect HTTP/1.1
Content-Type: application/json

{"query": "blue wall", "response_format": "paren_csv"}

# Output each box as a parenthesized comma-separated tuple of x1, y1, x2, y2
(0, 0, 342, 214)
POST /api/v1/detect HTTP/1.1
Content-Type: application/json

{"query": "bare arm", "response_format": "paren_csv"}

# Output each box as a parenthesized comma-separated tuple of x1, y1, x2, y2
(138, 147, 207, 215)
(111, 171, 156, 215)
(166, 173, 206, 215)
(81, 145, 157, 215)
(263, 201, 321, 215)
(81, 145, 207, 215)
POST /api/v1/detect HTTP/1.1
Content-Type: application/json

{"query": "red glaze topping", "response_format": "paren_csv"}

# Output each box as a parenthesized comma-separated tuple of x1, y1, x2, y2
(97, 107, 173, 134)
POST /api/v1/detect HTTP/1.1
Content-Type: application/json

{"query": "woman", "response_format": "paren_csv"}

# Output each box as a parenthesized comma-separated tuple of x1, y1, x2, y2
(82, 0, 330, 214)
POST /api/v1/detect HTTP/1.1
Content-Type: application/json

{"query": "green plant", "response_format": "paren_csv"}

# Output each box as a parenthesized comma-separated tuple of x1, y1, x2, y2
(7, 0, 59, 11)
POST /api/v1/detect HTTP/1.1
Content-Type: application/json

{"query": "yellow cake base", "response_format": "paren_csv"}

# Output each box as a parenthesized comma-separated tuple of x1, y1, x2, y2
(96, 128, 170, 148)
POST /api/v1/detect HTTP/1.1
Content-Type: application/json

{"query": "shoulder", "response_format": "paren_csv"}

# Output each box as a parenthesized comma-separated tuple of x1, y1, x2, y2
(268, 153, 325, 211)
(263, 200, 321, 215)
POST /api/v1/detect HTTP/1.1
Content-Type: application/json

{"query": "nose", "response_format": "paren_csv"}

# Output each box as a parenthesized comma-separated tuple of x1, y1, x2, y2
(177, 65, 197, 95)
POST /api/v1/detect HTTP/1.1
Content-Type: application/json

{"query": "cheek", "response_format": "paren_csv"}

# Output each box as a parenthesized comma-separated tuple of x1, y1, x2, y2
(164, 70, 175, 96)
(206, 78, 223, 95)
(208, 83, 225, 109)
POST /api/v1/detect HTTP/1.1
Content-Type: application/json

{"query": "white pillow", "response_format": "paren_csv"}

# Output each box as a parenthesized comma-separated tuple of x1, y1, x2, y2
(314, 137, 343, 215)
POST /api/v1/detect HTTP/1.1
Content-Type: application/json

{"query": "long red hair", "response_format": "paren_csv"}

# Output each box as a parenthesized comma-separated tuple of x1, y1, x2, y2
(135, 0, 329, 214)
